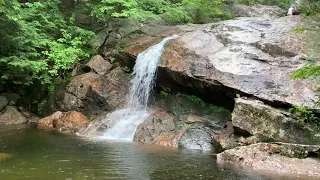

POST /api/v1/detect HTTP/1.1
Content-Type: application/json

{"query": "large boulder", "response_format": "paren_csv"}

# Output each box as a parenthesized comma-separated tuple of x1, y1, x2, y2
(122, 16, 319, 110)
(0, 96, 8, 111)
(231, 98, 320, 144)
(214, 98, 320, 151)
(217, 143, 320, 178)
(37, 111, 89, 133)
(133, 94, 230, 151)
(157, 16, 320, 110)
(53, 67, 130, 118)
(0, 106, 27, 125)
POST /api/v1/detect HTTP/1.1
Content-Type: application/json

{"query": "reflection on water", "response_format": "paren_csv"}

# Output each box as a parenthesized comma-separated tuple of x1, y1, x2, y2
(0, 125, 308, 180)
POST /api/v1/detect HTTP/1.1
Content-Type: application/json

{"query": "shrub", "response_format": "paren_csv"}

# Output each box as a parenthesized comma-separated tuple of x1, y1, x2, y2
(236, 0, 293, 9)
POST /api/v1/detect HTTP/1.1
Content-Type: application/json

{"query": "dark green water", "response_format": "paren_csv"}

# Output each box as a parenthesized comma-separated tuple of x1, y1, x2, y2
(0, 125, 306, 180)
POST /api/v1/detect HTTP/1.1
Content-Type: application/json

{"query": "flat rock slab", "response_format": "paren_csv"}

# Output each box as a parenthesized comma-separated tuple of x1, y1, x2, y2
(217, 143, 320, 178)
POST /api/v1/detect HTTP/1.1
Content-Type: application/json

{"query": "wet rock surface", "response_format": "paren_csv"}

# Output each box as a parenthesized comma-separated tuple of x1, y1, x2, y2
(134, 95, 231, 151)
(217, 143, 320, 178)
(37, 111, 89, 133)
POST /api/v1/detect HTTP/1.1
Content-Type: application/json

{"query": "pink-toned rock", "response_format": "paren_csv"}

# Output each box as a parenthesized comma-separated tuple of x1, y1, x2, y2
(53, 68, 130, 117)
(134, 107, 179, 146)
(84, 55, 112, 75)
(38, 111, 89, 133)
(134, 102, 230, 151)
(153, 130, 186, 148)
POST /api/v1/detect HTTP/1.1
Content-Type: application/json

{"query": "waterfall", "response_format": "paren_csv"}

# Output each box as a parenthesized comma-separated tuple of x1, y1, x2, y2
(79, 35, 179, 141)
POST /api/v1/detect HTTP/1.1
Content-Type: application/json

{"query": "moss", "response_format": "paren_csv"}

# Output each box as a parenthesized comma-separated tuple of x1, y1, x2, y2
(291, 19, 320, 80)
(179, 93, 230, 114)
(289, 105, 320, 129)
(160, 91, 170, 98)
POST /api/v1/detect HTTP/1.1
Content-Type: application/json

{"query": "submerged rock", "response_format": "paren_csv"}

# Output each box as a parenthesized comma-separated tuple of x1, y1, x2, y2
(0, 153, 13, 161)
(37, 111, 89, 133)
(217, 143, 320, 178)
(0, 106, 27, 125)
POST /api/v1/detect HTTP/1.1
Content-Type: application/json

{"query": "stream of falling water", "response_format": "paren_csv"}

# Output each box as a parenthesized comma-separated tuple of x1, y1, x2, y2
(79, 35, 179, 141)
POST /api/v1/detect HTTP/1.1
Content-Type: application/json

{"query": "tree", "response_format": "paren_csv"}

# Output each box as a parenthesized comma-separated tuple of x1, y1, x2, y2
(0, 0, 95, 85)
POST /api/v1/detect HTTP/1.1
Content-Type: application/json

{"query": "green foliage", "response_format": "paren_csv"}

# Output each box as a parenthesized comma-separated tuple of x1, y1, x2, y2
(164, 0, 233, 24)
(0, 0, 4, 12)
(236, 0, 293, 9)
(92, 0, 159, 20)
(291, 27, 312, 34)
(37, 99, 48, 116)
(1, 0, 233, 87)
(138, 0, 171, 14)
(182, 94, 206, 107)
(0, 0, 95, 85)
(289, 105, 320, 129)
(164, 6, 192, 24)
(292, 64, 320, 79)
(180, 94, 230, 113)
(299, 0, 320, 20)
(160, 90, 170, 98)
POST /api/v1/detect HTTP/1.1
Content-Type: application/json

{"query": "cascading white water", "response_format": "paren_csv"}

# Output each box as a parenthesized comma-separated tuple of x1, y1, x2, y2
(79, 34, 179, 141)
